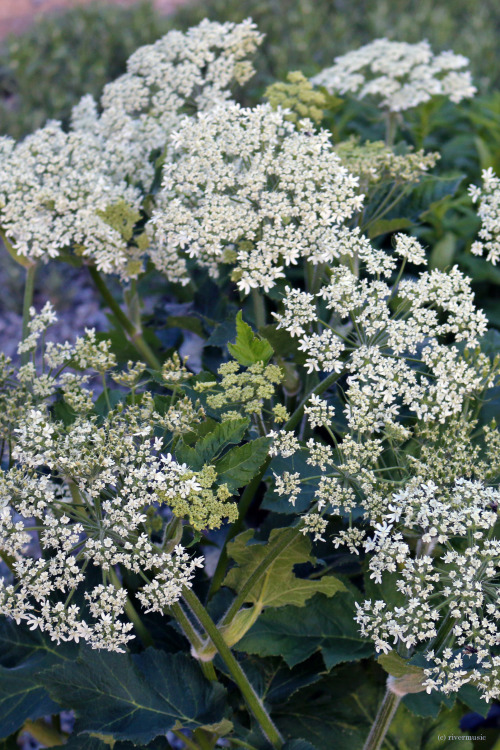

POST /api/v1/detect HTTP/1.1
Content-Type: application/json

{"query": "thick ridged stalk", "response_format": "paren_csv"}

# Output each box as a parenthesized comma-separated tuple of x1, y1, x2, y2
(363, 686, 401, 750)
(182, 588, 283, 749)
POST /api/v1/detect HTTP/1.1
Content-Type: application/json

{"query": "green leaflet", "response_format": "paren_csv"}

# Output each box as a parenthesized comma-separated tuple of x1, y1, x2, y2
(228, 311, 274, 366)
(215, 437, 271, 491)
(176, 418, 250, 470)
(40, 648, 226, 745)
(224, 529, 345, 612)
(237, 592, 373, 668)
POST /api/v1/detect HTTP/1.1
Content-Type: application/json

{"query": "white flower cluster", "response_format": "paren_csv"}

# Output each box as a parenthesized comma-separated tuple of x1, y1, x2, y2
(0, 405, 205, 650)
(469, 167, 500, 265)
(0, 20, 262, 278)
(0, 125, 143, 277)
(275, 256, 489, 433)
(312, 39, 476, 112)
(72, 18, 262, 187)
(148, 103, 363, 291)
(350, 477, 500, 701)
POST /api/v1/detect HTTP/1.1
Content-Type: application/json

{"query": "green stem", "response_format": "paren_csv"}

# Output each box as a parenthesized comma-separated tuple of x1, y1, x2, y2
(23, 718, 67, 747)
(363, 685, 401, 750)
(182, 588, 283, 749)
(21, 263, 37, 367)
(88, 265, 161, 370)
(284, 369, 343, 433)
(170, 601, 217, 682)
(385, 112, 398, 148)
(251, 288, 267, 330)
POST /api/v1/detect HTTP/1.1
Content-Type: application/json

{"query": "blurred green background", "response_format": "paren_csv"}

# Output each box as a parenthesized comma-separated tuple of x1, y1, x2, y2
(1, 0, 500, 138)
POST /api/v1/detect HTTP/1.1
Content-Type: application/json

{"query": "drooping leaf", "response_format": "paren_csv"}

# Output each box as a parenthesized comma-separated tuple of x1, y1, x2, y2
(215, 438, 271, 491)
(378, 651, 425, 679)
(237, 592, 372, 668)
(224, 529, 345, 611)
(41, 648, 226, 745)
(368, 217, 413, 239)
(176, 418, 250, 470)
(228, 311, 274, 366)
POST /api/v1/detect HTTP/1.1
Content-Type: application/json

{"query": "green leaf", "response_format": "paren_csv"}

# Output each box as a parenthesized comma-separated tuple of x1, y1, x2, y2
(388, 702, 473, 750)
(367, 217, 413, 239)
(166, 315, 205, 338)
(176, 418, 250, 470)
(0, 619, 77, 738)
(228, 311, 274, 366)
(0, 657, 60, 739)
(224, 529, 345, 611)
(378, 651, 425, 679)
(237, 592, 372, 668)
(41, 648, 226, 744)
(215, 437, 271, 491)
(458, 684, 490, 718)
(273, 666, 370, 750)
(429, 232, 457, 270)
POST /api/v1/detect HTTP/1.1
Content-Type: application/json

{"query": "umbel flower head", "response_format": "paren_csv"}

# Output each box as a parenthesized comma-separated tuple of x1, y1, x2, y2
(0, 305, 245, 652)
(148, 102, 363, 292)
(469, 167, 500, 265)
(0, 20, 262, 279)
(71, 18, 263, 187)
(311, 39, 476, 112)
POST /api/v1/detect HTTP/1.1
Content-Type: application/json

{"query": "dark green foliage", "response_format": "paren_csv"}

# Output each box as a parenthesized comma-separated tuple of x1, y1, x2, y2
(41, 648, 227, 743)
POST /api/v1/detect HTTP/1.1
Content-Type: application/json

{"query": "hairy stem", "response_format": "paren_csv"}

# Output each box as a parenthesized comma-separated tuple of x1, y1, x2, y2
(170, 601, 217, 682)
(21, 263, 37, 366)
(88, 265, 161, 370)
(182, 588, 283, 749)
(363, 684, 401, 750)
(251, 288, 267, 330)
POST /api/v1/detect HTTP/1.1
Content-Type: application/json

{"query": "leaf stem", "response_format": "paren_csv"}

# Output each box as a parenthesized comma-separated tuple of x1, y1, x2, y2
(88, 265, 161, 369)
(21, 263, 37, 367)
(182, 588, 283, 749)
(362, 684, 401, 750)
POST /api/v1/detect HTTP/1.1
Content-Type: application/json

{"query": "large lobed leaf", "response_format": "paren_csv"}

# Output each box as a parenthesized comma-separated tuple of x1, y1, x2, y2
(224, 529, 345, 610)
(40, 648, 226, 744)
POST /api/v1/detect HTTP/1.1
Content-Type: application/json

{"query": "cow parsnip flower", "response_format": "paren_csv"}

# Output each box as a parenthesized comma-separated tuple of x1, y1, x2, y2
(469, 167, 500, 265)
(0, 305, 248, 651)
(0, 20, 262, 279)
(148, 103, 363, 291)
(72, 18, 262, 187)
(312, 39, 476, 112)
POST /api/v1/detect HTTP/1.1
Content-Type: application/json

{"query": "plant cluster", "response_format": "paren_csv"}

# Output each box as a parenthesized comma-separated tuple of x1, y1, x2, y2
(1, 17, 500, 750)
